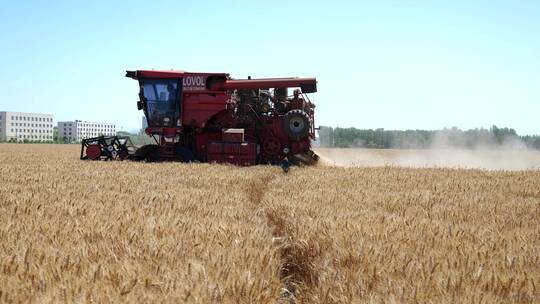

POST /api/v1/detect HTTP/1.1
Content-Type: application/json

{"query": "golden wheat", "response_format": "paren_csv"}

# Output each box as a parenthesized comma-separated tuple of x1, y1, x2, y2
(0, 144, 538, 303)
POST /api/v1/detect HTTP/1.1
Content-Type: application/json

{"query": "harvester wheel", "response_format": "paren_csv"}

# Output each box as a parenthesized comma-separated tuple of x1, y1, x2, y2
(86, 144, 102, 160)
(283, 109, 310, 141)
(118, 147, 129, 160)
(133, 144, 159, 162)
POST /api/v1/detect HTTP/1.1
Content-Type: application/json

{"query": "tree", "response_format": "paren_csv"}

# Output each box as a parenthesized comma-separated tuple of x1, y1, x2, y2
(313, 126, 539, 150)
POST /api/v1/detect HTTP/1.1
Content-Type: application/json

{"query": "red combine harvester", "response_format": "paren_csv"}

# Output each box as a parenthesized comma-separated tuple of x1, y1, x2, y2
(81, 70, 319, 167)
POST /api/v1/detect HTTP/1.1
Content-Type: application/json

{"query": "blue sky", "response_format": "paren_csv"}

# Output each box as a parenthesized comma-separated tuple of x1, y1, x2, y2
(0, 0, 539, 134)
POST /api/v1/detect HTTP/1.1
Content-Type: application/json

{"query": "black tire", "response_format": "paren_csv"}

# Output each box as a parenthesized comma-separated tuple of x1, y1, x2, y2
(133, 144, 159, 162)
(282, 109, 310, 141)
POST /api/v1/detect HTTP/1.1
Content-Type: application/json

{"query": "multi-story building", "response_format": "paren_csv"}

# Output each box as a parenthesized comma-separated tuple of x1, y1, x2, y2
(142, 116, 148, 129)
(58, 120, 116, 142)
(0, 111, 54, 142)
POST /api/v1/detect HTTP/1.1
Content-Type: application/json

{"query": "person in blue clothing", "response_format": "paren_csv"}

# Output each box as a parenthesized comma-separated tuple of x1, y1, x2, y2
(167, 84, 177, 103)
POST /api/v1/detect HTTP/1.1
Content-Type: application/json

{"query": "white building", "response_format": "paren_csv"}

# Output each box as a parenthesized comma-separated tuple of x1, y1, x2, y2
(58, 120, 116, 142)
(142, 116, 148, 129)
(0, 111, 54, 142)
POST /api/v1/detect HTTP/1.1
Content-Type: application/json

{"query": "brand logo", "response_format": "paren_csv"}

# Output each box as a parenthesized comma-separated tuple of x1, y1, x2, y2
(183, 75, 206, 90)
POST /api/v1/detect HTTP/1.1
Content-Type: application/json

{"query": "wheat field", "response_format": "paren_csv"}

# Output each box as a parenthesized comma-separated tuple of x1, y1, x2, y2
(0, 144, 539, 303)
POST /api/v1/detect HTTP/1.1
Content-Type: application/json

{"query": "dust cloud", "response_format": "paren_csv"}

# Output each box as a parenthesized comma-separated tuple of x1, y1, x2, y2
(315, 148, 540, 170)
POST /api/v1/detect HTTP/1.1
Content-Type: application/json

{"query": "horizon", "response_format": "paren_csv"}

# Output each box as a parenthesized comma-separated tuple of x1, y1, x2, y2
(2, 109, 538, 136)
(1, 1, 538, 134)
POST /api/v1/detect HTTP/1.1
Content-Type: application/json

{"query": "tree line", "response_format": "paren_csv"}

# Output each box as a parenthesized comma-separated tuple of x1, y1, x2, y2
(318, 126, 540, 150)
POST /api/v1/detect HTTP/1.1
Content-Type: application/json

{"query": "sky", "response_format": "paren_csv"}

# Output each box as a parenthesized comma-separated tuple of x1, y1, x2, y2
(0, 0, 539, 134)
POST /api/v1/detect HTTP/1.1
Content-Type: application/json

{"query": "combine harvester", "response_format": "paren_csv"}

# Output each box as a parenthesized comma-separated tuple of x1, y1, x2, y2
(81, 70, 319, 167)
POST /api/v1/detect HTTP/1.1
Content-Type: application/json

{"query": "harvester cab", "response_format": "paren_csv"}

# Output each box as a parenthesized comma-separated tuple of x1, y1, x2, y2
(137, 79, 181, 128)
(81, 69, 320, 166)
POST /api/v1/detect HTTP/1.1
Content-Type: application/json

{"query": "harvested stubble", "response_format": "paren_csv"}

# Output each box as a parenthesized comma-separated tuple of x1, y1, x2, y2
(0, 144, 539, 303)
